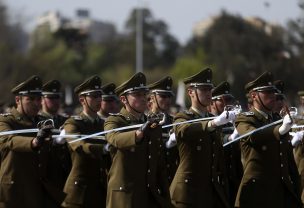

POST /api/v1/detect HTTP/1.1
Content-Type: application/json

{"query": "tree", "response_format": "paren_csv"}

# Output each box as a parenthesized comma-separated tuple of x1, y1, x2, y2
(0, 0, 29, 103)
(119, 8, 180, 70)
(185, 11, 292, 104)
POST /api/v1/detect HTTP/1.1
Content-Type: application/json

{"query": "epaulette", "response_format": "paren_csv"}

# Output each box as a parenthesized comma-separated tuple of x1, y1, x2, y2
(0, 113, 12, 117)
(109, 113, 123, 116)
(241, 111, 254, 116)
(183, 110, 194, 115)
(108, 113, 131, 122)
(59, 113, 69, 118)
(71, 115, 83, 121)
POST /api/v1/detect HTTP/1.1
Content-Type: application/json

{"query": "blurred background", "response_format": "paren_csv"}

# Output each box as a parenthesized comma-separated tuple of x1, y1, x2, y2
(0, 0, 303, 109)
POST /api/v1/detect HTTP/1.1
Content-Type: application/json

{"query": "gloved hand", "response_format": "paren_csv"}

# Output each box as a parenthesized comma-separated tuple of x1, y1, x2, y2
(279, 115, 293, 135)
(228, 128, 239, 141)
(103, 143, 111, 154)
(135, 120, 152, 144)
(53, 129, 67, 145)
(291, 131, 304, 147)
(140, 120, 153, 133)
(166, 133, 177, 148)
(213, 110, 236, 126)
(35, 124, 54, 146)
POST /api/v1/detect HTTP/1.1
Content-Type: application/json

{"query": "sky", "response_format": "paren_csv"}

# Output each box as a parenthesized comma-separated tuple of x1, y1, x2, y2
(4, 0, 301, 44)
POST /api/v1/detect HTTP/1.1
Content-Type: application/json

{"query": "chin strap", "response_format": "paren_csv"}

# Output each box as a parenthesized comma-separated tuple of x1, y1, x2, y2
(153, 93, 166, 112)
(257, 92, 271, 112)
(194, 88, 208, 108)
(84, 96, 96, 113)
(125, 95, 142, 114)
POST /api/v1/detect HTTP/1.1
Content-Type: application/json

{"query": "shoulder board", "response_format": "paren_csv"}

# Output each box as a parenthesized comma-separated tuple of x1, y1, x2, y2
(59, 113, 69, 118)
(183, 110, 194, 115)
(71, 115, 83, 121)
(0, 113, 12, 117)
(241, 112, 254, 116)
(109, 113, 123, 117)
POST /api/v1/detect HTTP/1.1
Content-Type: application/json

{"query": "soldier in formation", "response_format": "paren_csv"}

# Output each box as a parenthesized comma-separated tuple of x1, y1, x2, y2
(40, 79, 72, 194)
(62, 75, 108, 208)
(210, 81, 243, 206)
(104, 72, 172, 208)
(147, 76, 179, 185)
(1, 70, 304, 208)
(170, 68, 236, 208)
(0, 76, 65, 208)
(234, 71, 302, 208)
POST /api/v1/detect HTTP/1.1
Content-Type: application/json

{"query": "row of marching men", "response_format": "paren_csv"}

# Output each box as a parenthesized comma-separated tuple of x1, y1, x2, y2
(0, 68, 304, 208)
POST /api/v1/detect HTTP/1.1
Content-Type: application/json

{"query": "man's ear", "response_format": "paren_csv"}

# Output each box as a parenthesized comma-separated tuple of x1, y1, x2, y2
(15, 96, 20, 105)
(120, 95, 127, 105)
(187, 88, 193, 96)
(79, 96, 85, 105)
(250, 91, 257, 100)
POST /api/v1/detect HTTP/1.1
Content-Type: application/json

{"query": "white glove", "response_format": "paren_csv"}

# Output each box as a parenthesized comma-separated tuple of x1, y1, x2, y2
(228, 128, 239, 141)
(103, 143, 111, 154)
(166, 133, 177, 148)
(213, 110, 236, 126)
(279, 115, 293, 135)
(291, 131, 304, 147)
(54, 129, 67, 145)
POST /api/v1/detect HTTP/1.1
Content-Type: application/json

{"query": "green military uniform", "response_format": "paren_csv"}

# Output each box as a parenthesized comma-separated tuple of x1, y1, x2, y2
(170, 69, 230, 208)
(105, 72, 172, 208)
(148, 76, 179, 184)
(159, 113, 179, 184)
(97, 82, 118, 183)
(293, 90, 304, 204)
(0, 76, 65, 208)
(234, 72, 302, 208)
(40, 80, 71, 192)
(212, 81, 243, 206)
(62, 76, 107, 208)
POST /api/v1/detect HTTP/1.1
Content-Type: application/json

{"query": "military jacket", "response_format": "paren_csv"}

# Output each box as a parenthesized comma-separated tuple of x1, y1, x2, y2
(39, 111, 71, 191)
(293, 118, 304, 204)
(0, 108, 65, 208)
(62, 112, 107, 208)
(161, 113, 179, 185)
(104, 107, 172, 208)
(170, 108, 230, 208)
(39, 111, 69, 129)
(221, 123, 243, 206)
(235, 108, 302, 208)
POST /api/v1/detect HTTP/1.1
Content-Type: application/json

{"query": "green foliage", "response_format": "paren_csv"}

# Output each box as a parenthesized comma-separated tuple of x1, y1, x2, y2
(123, 8, 179, 69)
(184, 11, 291, 103)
